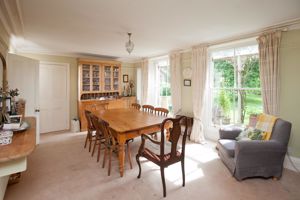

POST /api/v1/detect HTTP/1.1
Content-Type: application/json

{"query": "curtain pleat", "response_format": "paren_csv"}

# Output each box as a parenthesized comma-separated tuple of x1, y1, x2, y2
(257, 31, 281, 116)
(190, 46, 208, 143)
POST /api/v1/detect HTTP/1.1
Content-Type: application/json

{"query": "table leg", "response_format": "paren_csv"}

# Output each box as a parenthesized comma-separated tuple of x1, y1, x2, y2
(118, 135, 126, 177)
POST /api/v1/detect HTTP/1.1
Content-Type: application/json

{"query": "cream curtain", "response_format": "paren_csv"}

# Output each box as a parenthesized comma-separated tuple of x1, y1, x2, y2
(141, 59, 149, 105)
(257, 31, 281, 116)
(190, 46, 208, 143)
(170, 51, 182, 115)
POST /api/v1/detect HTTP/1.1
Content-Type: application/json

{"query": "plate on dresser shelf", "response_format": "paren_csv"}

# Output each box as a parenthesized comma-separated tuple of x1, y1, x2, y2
(7, 121, 30, 133)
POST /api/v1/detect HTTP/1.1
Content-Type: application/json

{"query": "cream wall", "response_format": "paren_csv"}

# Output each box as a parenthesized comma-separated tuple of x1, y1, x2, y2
(18, 53, 78, 120)
(279, 29, 300, 158)
(180, 52, 193, 115)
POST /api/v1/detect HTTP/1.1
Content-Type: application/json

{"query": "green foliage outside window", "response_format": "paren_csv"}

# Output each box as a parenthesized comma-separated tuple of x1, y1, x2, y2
(213, 55, 262, 124)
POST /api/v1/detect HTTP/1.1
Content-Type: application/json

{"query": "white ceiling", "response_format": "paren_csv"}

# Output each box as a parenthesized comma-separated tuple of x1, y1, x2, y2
(9, 0, 300, 61)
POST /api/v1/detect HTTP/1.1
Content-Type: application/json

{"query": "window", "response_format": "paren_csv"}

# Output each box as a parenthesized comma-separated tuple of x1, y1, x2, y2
(156, 60, 172, 111)
(147, 57, 172, 111)
(210, 44, 263, 125)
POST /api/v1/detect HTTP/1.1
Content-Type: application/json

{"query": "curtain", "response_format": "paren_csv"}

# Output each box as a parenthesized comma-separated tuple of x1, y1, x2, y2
(147, 60, 158, 106)
(141, 59, 149, 105)
(190, 45, 208, 143)
(170, 51, 182, 115)
(257, 31, 281, 116)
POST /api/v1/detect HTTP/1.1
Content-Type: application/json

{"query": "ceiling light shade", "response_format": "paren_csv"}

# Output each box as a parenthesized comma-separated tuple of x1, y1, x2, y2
(125, 32, 134, 54)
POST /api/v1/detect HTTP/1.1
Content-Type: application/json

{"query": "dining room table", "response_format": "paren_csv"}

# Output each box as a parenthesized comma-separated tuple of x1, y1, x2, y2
(96, 108, 169, 177)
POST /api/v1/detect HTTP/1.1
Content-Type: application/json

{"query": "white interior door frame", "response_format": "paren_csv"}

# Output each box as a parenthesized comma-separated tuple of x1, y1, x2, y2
(39, 61, 70, 133)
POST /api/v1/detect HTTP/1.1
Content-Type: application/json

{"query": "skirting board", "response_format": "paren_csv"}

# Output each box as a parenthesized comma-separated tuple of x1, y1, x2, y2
(284, 155, 300, 172)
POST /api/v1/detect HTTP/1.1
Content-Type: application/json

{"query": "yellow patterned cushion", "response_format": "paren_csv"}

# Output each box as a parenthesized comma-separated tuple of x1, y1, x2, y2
(255, 114, 277, 140)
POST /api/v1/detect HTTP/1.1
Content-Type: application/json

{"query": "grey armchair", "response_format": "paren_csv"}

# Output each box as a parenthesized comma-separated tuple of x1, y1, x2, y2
(217, 118, 292, 181)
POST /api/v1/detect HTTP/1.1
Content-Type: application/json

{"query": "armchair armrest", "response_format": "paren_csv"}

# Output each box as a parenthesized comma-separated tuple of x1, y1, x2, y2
(219, 127, 243, 140)
(141, 134, 161, 145)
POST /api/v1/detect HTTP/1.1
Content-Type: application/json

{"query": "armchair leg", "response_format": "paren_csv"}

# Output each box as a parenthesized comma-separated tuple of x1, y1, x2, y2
(136, 154, 142, 178)
(181, 159, 185, 187)
(273, 177, 279, 181)
(160, 167, 167, 197)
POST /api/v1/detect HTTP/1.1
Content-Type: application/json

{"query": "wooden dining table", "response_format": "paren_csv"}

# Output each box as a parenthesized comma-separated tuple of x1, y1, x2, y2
(96, 108, 168, 177)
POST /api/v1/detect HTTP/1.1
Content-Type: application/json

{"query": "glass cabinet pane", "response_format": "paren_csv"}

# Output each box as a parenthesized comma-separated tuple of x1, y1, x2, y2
(104, 66, 111, 91)
(92, 65, 100, 91)
(113, 66, 119, 90)
(82, 64, 90, 91)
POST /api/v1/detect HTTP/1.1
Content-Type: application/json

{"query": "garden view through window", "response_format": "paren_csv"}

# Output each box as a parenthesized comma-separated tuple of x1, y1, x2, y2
(156, 59, 172, 111)
(211, 44, 263, 125)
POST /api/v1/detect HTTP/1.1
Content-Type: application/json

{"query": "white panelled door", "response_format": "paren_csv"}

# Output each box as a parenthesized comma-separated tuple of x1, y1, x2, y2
(7, 53, 40, 144)
(39, 62, 69, 133)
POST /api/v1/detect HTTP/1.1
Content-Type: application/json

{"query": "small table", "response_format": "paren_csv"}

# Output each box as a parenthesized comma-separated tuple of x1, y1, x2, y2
(176, 115, 193, 140)
(97, 108, 168, 177)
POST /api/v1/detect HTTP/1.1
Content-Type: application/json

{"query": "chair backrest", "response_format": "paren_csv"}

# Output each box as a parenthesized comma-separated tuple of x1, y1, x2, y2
(270, 118, 292, 147)
(132, 103, 141, 110)
(84, 110, 94, 130)
(154, 107, 169, 117)
(159, 116, 188, 160)
(142, 105, 154, 113)
(90, 114, 114, 146)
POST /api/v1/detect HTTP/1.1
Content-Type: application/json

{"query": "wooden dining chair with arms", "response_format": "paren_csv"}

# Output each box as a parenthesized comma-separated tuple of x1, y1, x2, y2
(151, 107, 169, 139)
(90, 114, 133, 176)
(136, 116, 188, 197)
(142, 105, 154, 113)
(84, 110, 97, 152)
(131, 103, 141, 110)
(154, 107, 169, 116)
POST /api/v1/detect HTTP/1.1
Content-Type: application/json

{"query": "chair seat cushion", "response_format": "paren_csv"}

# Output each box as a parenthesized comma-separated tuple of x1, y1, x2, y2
(217, 139, 236, 158)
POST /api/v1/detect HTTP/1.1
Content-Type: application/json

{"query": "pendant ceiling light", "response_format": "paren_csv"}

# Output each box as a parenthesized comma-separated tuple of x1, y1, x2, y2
(125, 32, 134, 54)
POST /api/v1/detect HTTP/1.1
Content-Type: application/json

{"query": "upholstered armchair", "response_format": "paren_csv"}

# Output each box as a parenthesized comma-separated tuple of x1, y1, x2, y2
(217, 118, 292, 181)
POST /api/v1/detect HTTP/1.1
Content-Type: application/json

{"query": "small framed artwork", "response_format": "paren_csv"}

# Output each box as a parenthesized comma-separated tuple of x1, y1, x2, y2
(123, 74, 129, 83)
(184, 79, 191, 86)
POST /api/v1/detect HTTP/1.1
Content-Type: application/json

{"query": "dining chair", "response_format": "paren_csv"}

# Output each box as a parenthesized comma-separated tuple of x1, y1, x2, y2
(132, 103, 141, 110)
(142, 105, 154, 113)
(84, 110, 97, 152)
(154, 107, 169, 116)
(89, 114, 106, 162)
(136, 116, 188, 197)
(91, 114, 133, 176)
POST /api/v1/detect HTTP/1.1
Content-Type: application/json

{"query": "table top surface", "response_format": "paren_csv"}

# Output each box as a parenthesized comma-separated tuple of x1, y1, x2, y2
(0, 117, 36, 163)
(97, 108, 167, 133)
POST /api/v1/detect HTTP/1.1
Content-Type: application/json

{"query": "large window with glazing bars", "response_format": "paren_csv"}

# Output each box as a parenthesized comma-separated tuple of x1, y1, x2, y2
(210, 44, 263, 125)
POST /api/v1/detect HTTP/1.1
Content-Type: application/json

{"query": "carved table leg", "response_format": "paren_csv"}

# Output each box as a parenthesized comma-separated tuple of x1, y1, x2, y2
(118, 134, 126, 177)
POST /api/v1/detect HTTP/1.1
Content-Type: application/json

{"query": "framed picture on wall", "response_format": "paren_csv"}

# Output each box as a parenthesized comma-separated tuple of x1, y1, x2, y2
(184, 79, 191, 86)
(123, 74, 129, 83)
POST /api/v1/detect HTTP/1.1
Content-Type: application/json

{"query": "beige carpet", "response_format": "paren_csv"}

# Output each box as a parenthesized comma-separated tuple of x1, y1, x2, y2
(4, 131, 300, 200)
